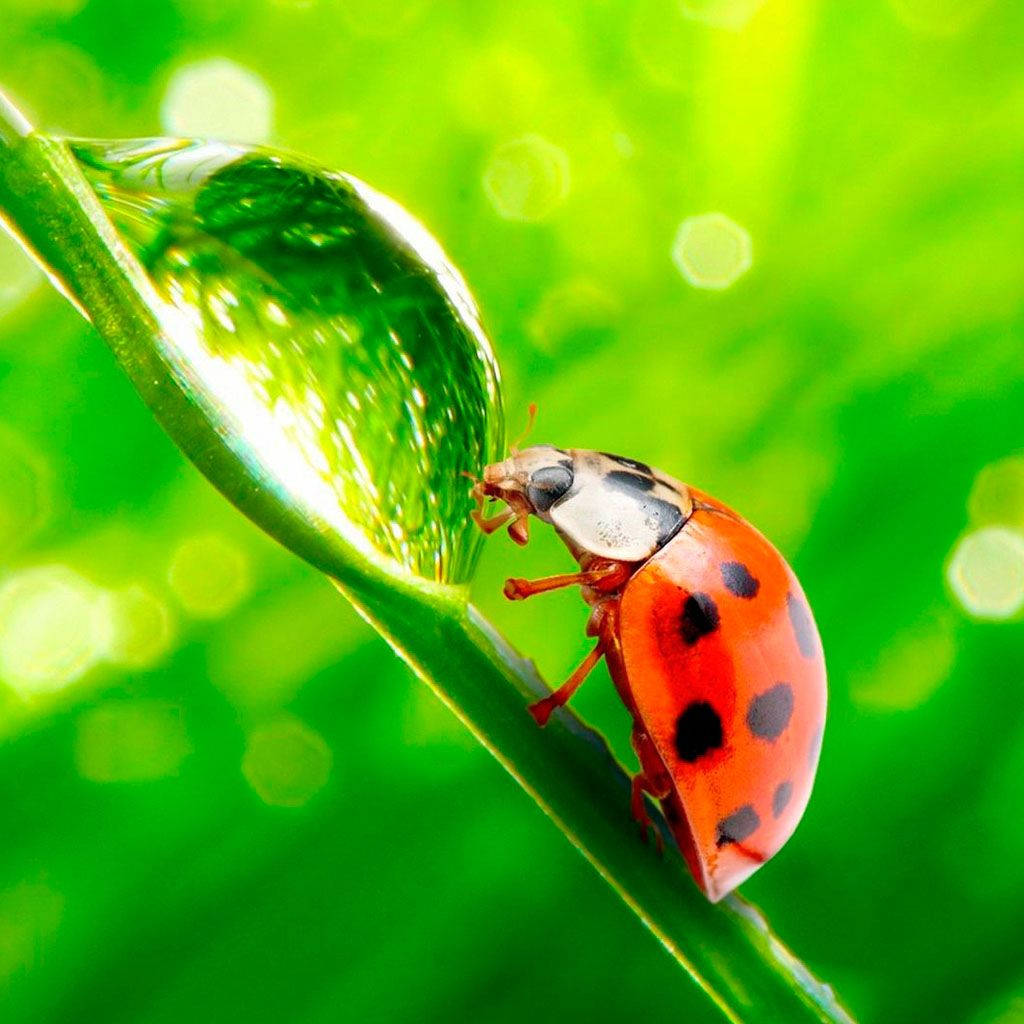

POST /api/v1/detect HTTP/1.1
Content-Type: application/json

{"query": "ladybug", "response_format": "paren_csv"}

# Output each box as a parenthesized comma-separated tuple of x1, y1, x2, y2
(470, 444, 826, 901)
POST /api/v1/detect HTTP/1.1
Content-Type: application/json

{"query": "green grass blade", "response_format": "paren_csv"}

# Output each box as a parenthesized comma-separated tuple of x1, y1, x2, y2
(0, 89, 852, 1024)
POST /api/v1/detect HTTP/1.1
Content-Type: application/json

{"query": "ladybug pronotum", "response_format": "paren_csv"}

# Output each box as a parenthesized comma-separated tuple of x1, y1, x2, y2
(470, 445, 827, 901)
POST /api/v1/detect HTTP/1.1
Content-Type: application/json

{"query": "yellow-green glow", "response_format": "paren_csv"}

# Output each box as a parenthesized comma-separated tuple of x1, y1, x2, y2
(167, 533, 251, 619)
(75, 701, 192, 782)
(160, 59, 274, 143)
(886, 0, 995, 36)
(242, 717, 333, 808)
(680, 0, 765, 31)
(672, 212, 752, 290)
(483, 135, 571, 223)
(0, 566, 108, 698)
(947, 526, 1024, 620)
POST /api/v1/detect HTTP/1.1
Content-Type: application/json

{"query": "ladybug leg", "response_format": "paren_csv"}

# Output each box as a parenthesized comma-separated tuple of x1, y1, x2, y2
(527, 640, 605, 727)
(630, 726, 672, 853)
(504, 562, 630, 601)
(630, 772, 670, 855)
(471, 505, 515, 534)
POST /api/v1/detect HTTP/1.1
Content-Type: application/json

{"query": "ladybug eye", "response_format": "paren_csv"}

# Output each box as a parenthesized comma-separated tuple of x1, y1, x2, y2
(527, 463, 574, 513)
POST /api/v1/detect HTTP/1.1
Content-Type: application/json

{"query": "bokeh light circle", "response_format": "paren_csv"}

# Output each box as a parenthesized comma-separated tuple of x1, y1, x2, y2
(947, 526, 1024, 620)
(242, 717, 333, 807)
(483, 135, 571, 223)
(0, 566, 109, 698)
(168, 533, 250, 619)
(100, 585, 176, 669)
(161, 58, 274, 143)
(672, 212, 753, 290)
(75, 701, 192, 783)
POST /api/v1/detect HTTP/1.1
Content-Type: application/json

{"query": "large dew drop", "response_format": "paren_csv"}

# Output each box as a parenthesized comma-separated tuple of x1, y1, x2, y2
(67, 138, 503, 584)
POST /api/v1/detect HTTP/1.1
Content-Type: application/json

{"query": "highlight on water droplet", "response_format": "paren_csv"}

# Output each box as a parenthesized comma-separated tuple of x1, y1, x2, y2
(160, 58, 274, 143)
(967, 456, 1024, 528)
(483, 134, 571, 223)
(679, 0, 766, 30)
(100, 584, 176, 669)
(75, 700, 192, 783)
(242, 716, 333, 807)
(0, 566, 109, 698)
(0, 427, 51, 557)
(167, 533, 250, 619)
(947, 526, 1024, 620)
(672, 212, 753, 290)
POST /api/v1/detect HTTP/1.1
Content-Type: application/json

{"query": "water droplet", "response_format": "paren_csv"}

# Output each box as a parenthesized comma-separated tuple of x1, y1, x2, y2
(69, 138, 503, 583)
(948, 526, 1024, 620)
(483, 135, 571, 223)
(242, 716, 333, 807)
(167, 533, 250, 619)
(75, 700, 191, 782)
(161, 59, 274, 143)
(0, 566, 108, 697)
(672, 212, 753, 290)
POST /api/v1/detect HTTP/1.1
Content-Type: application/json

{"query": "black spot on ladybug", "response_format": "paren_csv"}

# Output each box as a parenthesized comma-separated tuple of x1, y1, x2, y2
(527, 463, 574, 513)
(716, 805, 760, 847)
(808, 724, 824, 767)
(600, 452, 653, 476)
(605, 469, 656, 494)
(673, 701, 723, 762)
(787, 592, 818, 659)
(772, 781, 793, 818)
(746, 682, 794, 740)
(679, 593, 719, 645)
(721, 561, 759, 599)
(651, 497, 686, 547)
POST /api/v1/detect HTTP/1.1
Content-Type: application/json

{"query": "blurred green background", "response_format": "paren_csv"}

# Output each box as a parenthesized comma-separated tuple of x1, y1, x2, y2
(2, 0, 1024, 1021)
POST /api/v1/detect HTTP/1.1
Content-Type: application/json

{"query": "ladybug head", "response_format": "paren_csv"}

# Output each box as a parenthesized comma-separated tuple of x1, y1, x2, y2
(476, 447, 693, 563)
(481, 445, 575, 519)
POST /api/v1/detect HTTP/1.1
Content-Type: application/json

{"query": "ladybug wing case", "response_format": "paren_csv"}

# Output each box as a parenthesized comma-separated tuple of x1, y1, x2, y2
(616, 492, 827, 901)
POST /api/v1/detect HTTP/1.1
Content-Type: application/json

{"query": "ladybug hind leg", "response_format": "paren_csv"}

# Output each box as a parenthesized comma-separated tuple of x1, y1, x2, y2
(630, 726, 672, 853)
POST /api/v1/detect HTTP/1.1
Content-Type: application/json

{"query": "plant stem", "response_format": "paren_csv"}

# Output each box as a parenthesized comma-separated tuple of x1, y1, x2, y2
(0, 89, 853, 1024)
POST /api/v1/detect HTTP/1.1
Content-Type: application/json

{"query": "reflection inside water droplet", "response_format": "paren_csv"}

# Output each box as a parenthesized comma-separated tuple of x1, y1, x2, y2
(71, 138, 503, 583)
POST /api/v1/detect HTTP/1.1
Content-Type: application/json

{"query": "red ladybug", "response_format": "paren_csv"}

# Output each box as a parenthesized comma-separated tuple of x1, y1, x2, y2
(471, 445, 826, 901)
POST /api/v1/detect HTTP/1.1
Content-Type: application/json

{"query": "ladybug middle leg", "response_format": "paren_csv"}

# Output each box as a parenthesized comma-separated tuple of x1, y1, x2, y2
(504, 561, 632, 601)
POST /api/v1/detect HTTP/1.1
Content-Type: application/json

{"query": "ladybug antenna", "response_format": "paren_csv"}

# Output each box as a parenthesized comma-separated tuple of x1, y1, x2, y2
(509, 402, 538, 456)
